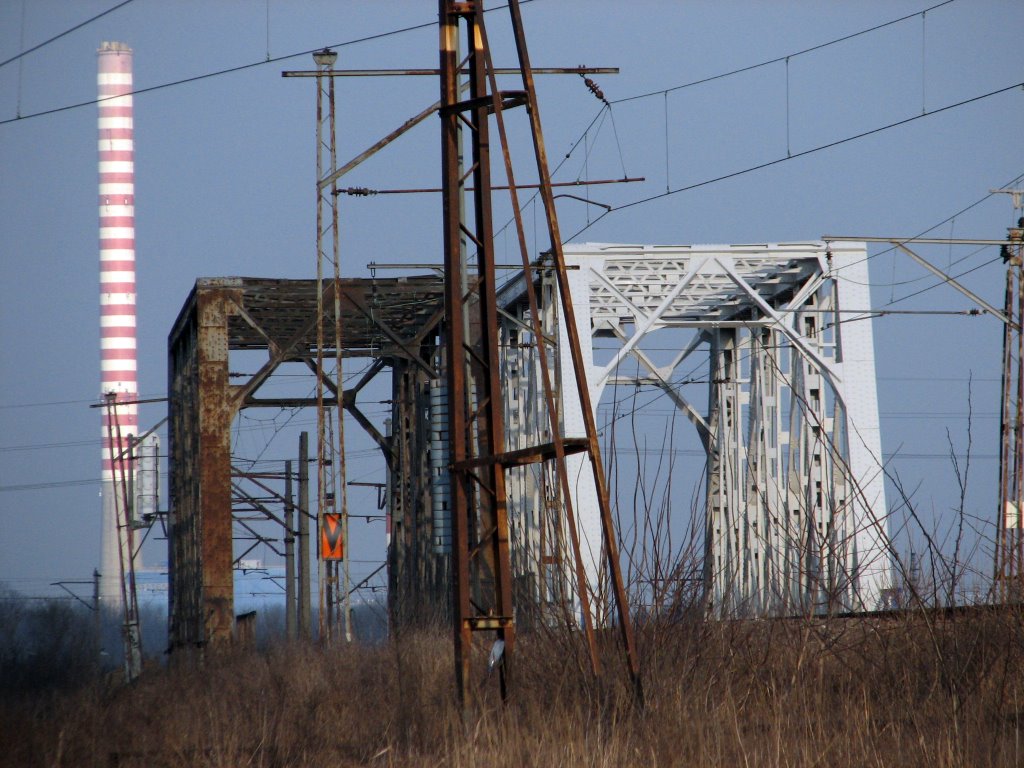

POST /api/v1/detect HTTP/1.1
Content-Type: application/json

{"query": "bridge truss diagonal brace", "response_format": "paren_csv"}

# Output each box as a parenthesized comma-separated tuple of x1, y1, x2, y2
(605, 325, 711, 445)
(594, 257, 709, 385)
(715, 257, 841, 388)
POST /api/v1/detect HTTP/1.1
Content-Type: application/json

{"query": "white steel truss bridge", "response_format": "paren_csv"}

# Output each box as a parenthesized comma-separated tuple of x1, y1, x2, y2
(496, 241, 890, 618)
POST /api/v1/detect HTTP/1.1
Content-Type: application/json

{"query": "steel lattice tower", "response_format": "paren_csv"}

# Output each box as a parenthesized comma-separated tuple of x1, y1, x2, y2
(996, 218, 1024, 600)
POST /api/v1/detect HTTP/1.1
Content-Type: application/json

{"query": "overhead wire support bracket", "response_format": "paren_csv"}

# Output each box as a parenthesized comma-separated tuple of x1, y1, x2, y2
(336, 176, 644, 197)
(823, 235, 1015, 327)
(282, 66, 618, 77)
(297, 66, 618, 192)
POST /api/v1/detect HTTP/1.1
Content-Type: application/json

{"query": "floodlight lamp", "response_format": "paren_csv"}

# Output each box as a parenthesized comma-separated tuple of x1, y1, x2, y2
(313, 49, 338, 68)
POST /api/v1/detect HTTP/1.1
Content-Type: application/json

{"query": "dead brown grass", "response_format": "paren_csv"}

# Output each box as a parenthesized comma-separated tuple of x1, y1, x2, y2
(2, 608, 1023, 767)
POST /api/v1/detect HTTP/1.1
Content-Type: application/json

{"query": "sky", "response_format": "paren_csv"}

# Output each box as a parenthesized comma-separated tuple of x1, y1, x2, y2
(1, 0, 1023, 606)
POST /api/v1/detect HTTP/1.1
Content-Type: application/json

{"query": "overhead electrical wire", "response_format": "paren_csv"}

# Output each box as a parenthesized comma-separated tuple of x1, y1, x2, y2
(825, 168, 1024, 286)
(3, 2, 1013, 496)
(0, 478, 102, 493)
(0, 0, 137, 70)
(0, 396, 114, 410)
(498, 0, 972, 283)
(886, 252, 1005, 307)
(0, 0, 536, 127)
(609, 0, 956, 105)
(533, 0, 1015, 275)
(565, 80, 1024, 243)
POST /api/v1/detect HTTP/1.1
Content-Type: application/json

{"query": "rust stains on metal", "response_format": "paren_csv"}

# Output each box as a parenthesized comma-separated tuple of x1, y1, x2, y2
(167, 277, 444, 650)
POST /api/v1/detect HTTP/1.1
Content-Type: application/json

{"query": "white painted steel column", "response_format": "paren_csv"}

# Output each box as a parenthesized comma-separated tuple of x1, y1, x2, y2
(831, 246, 889, 609)
(556, 253, 608, 620)
(98, 42, 138, 610)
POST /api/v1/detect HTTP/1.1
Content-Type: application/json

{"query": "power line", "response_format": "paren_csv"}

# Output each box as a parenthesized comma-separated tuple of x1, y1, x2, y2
(832, 169, 1024, 278)
(0, 397, 112, 410)
(0, 21, 434, 127)
(0, 0, 137, 70)
(505, 0, 960, 258)
(0, 478, 100, 493)
(618, 82, 1022, 211)
(566, 80, 1024, 242)
(609, 0, 956, 105)
(546, 0, 959, 198)
(887, 253, 1005, 307)
(0, 1, 536, 128)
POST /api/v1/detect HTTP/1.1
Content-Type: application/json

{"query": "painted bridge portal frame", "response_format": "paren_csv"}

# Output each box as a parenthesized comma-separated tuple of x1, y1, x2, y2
(499, 241, 890, 617)
(167, 276, 444, 648)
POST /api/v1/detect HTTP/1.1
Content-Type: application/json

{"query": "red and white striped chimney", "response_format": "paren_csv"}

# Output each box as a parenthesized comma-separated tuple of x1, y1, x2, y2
(98, 42, 138, 608)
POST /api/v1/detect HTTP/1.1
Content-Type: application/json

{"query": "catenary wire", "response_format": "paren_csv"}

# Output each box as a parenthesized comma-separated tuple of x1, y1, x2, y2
(563, 81, 1024, 244)
(0, 0, 137, 70)
(609, 0, 956, 105)
(0, 0, 537, 127)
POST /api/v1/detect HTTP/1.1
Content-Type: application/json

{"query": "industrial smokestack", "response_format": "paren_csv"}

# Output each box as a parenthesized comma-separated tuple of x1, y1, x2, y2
(97, 42, 138, 610)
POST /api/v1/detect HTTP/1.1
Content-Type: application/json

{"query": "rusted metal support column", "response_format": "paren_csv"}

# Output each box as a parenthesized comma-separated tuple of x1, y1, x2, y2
(298, 431, 312, 638)
(168, 285, 240, 648)
(440, 0, 515, 707)
(284, 459, 297, 640)
(996, 220, 1024, 601)
(503, 0, 643, 699)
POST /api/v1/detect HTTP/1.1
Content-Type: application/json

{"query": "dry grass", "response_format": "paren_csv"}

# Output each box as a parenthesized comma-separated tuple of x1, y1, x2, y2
(2, 608, 1023, 767)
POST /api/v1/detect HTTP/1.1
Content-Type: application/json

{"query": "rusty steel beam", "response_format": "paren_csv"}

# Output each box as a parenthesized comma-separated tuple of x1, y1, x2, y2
(318, 98, 442, 192)
(283, 66, 618, 77)
(466, 4, 516, 706)
(451, 437, 589, 470)
(474, 10, 604, 679)
(194, 289, 238, 646)
(505, 0, 643, 701)
(441, 0, 474, 706)
(338, 176, 645, 196)
(440, 0, 517, 707)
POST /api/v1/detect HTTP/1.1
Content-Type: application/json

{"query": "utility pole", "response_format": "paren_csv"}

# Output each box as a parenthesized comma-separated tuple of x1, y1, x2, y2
(312, 47, 352, 645)
(284, 3, 635, 702)
(92, 568, 101, 660)
(438, 0, 641, 709)
(285, 33, 620, 655)
(994, 188, 1024, 602)
(298, 431, 312, 638)
(104, 393, 142, 682)
(284, 460, 297, 640)
(439, 0, 515, 704)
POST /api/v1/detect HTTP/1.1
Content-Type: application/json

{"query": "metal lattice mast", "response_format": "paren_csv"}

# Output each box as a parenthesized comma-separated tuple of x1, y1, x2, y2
(996, 207, 1024, 601)
(313, 48, 350, 642)
(440, 0, 642, 708)
(439, 0, 515, 704)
